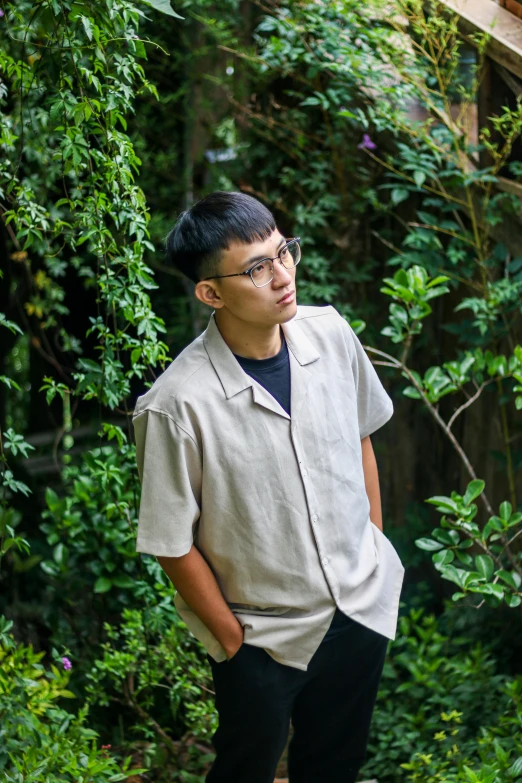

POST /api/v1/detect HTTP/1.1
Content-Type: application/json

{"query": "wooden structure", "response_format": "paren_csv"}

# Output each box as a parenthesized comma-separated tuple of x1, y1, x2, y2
(432, 0, 522, 253)
(499, 0, 522, 21)
(440, 0, 522, 78)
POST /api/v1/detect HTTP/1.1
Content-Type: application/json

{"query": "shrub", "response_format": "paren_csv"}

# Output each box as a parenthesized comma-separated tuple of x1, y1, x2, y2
(0, 615, 145, 782)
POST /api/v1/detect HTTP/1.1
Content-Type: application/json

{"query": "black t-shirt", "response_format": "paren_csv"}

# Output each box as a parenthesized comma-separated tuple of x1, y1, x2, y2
(233, 331, 353, 642)
(233, 331, 291, 416)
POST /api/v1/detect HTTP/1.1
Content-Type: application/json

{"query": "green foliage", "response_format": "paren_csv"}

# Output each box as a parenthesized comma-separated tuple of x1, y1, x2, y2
(1, 0, 522, 779)
(0, 615, 146, 782)
(0, 1, 171, 401)
(380, 264, 451, 342)
(0, 507, 30, 564)
(40, 436, 139, 595)
(399, 679, 522, 782)
(85, 605, 217, 746)
(0, 0, 172, 525)
(362, 607, 522, 783)
(200, 0, 415, 312)
(416, 479, 522, 609)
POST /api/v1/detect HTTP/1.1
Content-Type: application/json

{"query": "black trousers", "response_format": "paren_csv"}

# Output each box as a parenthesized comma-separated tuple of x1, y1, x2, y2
(205, 616, 389, 783)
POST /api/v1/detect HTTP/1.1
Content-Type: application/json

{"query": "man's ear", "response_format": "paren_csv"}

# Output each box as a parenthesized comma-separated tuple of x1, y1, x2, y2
(195, 280, 224, 309)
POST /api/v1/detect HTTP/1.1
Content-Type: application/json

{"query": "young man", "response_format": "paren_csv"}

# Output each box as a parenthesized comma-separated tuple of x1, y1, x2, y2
(132, 191, 405, 783)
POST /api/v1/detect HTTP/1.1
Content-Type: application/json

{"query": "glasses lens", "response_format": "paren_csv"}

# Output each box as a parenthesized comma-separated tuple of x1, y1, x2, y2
(280, 240, 301, 269)
(250, 260, 274, 287)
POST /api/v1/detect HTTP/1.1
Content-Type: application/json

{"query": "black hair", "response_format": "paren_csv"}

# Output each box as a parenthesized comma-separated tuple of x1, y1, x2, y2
(165, 191, 277, 284)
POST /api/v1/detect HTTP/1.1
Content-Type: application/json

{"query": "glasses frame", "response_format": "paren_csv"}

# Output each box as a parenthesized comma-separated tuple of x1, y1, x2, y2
(202, 237, 301, 288)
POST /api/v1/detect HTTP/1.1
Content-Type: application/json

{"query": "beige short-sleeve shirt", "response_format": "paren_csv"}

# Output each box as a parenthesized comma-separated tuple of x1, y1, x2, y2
(132, 305, 405, 671)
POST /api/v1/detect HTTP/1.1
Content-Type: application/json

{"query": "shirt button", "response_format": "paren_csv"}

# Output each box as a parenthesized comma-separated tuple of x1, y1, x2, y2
(302, 468, 308, 477)
(311, 514, 318, 523)
(322, 557, 329, 566)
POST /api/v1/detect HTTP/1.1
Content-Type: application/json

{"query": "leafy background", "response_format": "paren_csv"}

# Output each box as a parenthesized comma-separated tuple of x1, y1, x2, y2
(1, 0, 522, 780)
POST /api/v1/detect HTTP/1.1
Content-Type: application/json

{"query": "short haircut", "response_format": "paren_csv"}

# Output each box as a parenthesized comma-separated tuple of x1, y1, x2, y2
(165, 191, 277, 284)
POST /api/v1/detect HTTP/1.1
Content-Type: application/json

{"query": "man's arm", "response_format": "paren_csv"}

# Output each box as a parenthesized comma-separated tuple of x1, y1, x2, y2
(157, 545, 244, 659)
(361, 435, 383, 532)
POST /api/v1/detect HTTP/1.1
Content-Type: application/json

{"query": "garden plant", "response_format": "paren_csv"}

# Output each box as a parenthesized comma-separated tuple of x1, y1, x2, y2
(0, 0, 521, 781)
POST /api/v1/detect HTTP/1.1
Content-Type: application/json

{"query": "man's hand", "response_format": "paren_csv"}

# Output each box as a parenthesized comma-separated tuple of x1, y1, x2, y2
(225, 623, 245, 660)
(157, 545, 247, 657)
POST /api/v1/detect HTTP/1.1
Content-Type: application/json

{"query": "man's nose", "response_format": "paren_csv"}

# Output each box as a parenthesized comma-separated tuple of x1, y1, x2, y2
(272, 259, 293, 286)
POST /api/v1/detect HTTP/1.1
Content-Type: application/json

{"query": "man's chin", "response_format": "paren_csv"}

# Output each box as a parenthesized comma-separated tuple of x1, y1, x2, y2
(277, 299, 298, 323)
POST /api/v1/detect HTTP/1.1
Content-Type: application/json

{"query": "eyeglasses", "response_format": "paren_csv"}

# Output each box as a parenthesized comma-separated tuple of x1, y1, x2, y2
(203, 237, 301, 288)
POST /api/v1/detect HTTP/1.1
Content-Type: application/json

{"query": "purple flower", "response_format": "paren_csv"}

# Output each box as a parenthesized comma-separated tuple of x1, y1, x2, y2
(62, 656, 72, 670)
(357, 133, 376, 151)
(0, 9, 4, 17)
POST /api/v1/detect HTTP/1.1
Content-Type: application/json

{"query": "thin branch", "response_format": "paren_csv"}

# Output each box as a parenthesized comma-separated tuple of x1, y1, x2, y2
(447, 381, 487, 430)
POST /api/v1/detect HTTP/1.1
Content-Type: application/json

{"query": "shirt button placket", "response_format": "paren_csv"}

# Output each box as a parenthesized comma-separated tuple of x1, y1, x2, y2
(292, 428, 333, 587)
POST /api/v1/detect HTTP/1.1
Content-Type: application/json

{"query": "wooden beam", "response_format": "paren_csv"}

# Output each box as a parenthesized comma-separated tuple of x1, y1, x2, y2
(439, 0, 522, 79)
(499, 0, 522, 21)
(493, 61, 522, 96)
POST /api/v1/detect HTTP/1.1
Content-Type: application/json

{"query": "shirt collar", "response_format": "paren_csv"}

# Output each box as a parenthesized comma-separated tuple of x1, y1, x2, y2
(203, 311, 320, 400)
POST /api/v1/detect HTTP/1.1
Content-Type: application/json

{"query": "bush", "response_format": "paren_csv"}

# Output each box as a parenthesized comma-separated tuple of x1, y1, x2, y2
(360, 606, 522, 783)
(400, 677, 522, 782)
(84, 602, 217, 772)
(0, 615, 145, 782)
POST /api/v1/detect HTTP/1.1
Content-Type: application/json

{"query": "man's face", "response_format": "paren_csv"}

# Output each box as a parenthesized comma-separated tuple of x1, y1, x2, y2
(196, 228, 298, 326)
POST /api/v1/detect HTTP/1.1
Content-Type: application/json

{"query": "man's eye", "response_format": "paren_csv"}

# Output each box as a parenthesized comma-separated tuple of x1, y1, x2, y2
(280, 247, 289, 259)
(252, 261, 268, 275)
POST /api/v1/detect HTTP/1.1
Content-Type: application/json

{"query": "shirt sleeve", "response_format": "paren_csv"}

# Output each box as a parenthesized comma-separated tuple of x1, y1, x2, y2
(341, 319, 394, 439)
(132, 408, 202, 557)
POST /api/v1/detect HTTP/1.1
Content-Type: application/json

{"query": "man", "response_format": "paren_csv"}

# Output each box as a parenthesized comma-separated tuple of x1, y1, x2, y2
(132, 190, 405, 783)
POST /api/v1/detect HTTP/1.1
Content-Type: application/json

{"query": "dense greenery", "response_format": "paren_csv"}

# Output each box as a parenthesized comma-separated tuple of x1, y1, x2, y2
(1, 0, 521, 780)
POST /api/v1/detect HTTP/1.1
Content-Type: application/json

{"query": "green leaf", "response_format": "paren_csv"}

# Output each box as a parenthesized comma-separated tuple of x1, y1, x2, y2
(479, 583, 504, 600)
(0, 375, 21, 390)
(425, 495, 459, 513)
(139, 0, 185, 18)
(94, 576, 112, 593)
(496, 569, 518, 589)
(112, 574, 134, 589)
(440, 564, 468, 588)
(415, 537, 444, 551)
(508, 757, 522, 776)
(475, 554, 494, 581)
(451, 591, 466, 601)
(483, 517, 504, 537)
(132, 39, 147, 58)
(432, 528, 459, 546)
(45, 486, 60, 511)
(389, 303, 409, 323)
(499, 500, 512, 521)
(455, 550, 473, 566)
(402, 386, 422, 399)
(80, 15, 93, 41)
(53, 543, 67, 566)
(391, 188, 409, 206)
(1, 538, 17, 554)
(463, 479, 485, 506)
(426, 275, 451, 287)
(493, 739, 508, 765)
(433, 549, 454, 566)
(464, 570, 483, 587)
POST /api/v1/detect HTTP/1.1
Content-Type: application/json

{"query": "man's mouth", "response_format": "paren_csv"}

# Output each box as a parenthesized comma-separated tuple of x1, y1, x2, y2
(277, 290, 295, 304)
